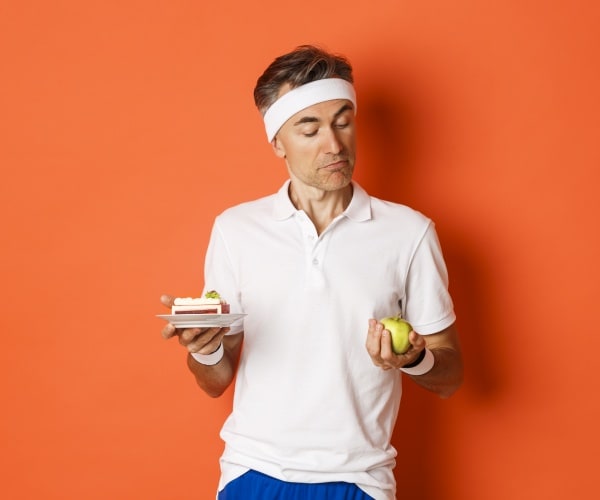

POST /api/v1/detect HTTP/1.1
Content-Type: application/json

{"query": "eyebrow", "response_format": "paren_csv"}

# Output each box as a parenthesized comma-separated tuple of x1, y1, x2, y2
(293, 103, 354, 126)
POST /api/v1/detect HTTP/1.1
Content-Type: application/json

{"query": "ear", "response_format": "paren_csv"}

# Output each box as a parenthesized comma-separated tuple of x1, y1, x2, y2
(271, 136, 286, 158)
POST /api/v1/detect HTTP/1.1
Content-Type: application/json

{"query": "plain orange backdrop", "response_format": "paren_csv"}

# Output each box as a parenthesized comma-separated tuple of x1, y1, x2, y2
(1, 1, 599, 499)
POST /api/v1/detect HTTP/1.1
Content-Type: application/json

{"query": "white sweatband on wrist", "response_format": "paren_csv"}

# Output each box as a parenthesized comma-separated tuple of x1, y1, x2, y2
(263, 78, 357, 142)
(400, 348, 435, 376)
(190, 343, 224, 366)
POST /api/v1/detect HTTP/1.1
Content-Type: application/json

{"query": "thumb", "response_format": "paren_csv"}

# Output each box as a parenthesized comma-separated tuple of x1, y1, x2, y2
(160, 294, 175, 308)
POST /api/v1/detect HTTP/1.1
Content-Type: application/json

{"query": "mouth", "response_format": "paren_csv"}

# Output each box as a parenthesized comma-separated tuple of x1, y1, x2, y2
(321, 159, 349, 170)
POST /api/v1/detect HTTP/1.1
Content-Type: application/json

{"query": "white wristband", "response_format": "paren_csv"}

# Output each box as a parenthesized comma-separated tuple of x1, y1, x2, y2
(400, 348, 435, 376)
(190, 343, 224, 366)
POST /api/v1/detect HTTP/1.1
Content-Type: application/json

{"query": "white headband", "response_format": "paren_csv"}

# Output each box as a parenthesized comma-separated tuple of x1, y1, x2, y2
(263, 78, 357, 142)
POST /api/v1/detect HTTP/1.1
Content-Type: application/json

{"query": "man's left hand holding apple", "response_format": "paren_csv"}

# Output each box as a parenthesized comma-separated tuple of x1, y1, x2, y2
(366, 319, 463, 399)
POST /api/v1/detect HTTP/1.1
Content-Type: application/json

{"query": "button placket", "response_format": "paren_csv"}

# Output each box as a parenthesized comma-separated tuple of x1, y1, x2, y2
(295, 211, 326, 289)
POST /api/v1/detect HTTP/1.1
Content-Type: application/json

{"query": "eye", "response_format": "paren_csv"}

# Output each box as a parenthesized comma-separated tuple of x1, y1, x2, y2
(334, 119, 350, 129)
(302, 129, 318, 137)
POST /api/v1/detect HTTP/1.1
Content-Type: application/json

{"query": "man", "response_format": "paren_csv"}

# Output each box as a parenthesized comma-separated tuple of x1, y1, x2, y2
(161, 45, 463, 500)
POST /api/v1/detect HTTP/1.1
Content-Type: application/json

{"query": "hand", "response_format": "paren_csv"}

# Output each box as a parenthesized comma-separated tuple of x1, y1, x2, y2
(366, 318, 426, 370)
(160, 294, 230, 355)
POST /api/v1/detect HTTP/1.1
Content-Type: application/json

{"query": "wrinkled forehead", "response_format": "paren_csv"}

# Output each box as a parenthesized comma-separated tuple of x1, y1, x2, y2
(263, 79, 356, 142)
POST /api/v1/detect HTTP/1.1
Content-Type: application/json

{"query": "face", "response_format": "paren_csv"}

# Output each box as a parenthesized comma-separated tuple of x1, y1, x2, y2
(271, 98, 356, 193)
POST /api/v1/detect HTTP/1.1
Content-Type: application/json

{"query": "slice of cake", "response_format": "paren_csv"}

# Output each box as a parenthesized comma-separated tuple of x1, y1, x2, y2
(171, 290, 230, 315)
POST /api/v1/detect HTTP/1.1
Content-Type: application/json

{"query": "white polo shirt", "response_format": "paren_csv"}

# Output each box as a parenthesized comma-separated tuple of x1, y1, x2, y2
(203, 181, 456, 500)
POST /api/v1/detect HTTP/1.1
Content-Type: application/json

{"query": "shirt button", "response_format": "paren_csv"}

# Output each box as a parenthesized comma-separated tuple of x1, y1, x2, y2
(312, 258, 319, 265)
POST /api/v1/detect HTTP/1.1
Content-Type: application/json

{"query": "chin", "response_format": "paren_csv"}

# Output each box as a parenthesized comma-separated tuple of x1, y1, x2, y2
(324, 168, 353, 189)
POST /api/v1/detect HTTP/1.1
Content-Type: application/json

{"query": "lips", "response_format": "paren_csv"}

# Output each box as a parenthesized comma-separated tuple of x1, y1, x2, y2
(321, 158, 349, 170)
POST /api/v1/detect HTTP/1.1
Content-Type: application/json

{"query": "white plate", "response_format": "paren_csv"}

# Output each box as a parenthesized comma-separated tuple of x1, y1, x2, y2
(156, 313, 246, 328)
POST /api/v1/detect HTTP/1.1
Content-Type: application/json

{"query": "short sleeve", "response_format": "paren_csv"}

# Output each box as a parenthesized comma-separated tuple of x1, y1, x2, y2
(403, 222, 456, 334)
(203, 218, 244, 335)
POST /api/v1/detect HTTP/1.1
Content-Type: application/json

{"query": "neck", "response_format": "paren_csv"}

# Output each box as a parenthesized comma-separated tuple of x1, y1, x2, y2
(289, 181, 353, 235)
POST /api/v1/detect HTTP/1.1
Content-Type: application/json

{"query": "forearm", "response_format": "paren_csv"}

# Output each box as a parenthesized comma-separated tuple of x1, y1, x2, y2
(406, 345, 463, 398)
(186, 333, 243, 398)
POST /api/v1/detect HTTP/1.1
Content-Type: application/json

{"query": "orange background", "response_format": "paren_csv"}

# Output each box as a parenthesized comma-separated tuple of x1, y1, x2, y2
(2, 1, 599, 499)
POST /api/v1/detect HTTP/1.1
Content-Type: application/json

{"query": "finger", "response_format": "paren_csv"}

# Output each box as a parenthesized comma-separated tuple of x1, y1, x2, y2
(178, 327, 203, 346)
(187, 333, 222, 354)
(178, 326, 226, 346)
(366, 319, 387, 367)
(365, 319, 382, 357)
(379, 329, 403, 370)
(408, 331, 426, 351)
(187, 327, 230, 354)
(379, 328, 395, 364)
(161, 322, 177, 339)
(161, 294, 175, 308)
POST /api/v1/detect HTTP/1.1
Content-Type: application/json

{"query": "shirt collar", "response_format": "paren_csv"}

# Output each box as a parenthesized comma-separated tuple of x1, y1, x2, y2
(272, 180, 372, 222)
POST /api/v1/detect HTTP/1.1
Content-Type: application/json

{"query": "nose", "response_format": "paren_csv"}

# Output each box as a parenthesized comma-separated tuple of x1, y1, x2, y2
(324, 127, 343, 154)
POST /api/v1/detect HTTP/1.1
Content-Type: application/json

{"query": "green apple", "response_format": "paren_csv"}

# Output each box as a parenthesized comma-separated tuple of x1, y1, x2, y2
(380, 315, 413, 354)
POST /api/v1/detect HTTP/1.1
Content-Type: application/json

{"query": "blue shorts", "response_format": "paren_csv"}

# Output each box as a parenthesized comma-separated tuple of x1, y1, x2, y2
(218, 470, 375, 499)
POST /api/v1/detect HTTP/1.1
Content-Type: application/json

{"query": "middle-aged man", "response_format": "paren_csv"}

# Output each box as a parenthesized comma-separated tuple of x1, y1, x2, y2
(161, 44, 463, 500)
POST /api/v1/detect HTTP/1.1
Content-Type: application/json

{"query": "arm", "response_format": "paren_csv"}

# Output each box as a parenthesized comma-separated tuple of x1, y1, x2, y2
(161, 294, 243, 398)
(366, 320, 463, 398)
(185, 330, 243, 398)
